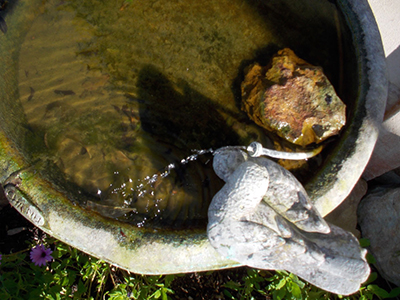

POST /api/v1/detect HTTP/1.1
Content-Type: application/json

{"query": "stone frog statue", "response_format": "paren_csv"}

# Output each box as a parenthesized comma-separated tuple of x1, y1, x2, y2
(207, 143, 370, 295)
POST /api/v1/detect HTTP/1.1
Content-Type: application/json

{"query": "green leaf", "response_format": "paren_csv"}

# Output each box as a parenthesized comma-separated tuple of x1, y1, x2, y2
(366, 253, 376, 264)
(273, 287, 287, 300)
(276, 278, 287, 290)
(308, 290, 329, 299)
(151, 289, 162, 299)
(289, 273, 306, 289)
(358, 238, 371, 248)
(289, 282, 303, 300)
(164, 274, 175, 287)
(364, 272, 378, 284)
(224, 280, 241, 291)
(77, 279, 87, 295)
(223, 289, 235, 299)
(388, 287, 400, 298)
(108, 293, 127, 300)
(367, 284, 390, 298)
(161, 288, 169, 300)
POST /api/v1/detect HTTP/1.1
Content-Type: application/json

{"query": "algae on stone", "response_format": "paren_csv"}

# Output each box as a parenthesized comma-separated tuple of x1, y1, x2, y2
(241, 48, 346, 146)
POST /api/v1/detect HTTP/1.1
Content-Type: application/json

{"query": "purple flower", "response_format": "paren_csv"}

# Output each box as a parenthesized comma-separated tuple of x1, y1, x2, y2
(0, 253, 2, 265)
(30, 244, 53, 267)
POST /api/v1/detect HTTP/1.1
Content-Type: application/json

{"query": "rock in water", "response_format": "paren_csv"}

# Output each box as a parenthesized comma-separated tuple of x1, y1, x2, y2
(241, 48, 346, 146)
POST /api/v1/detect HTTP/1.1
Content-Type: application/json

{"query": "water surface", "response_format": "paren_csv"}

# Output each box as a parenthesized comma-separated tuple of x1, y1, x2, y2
(17, 0, 344, 229)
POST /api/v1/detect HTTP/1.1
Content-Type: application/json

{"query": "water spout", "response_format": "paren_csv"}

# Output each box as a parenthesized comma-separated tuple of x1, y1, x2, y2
(247, 141, 323, 160)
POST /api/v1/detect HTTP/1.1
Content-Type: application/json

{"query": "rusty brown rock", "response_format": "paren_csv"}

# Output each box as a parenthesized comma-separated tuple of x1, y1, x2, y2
(241, 48, 346, 146)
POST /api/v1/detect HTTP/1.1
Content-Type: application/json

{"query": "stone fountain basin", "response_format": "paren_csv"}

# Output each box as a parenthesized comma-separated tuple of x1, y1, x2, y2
(0, 0, 387, 274)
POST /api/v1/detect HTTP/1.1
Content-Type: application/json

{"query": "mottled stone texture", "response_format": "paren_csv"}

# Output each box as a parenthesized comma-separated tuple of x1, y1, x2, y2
(325, 179, 368, 238)
(208, 147, 370, 295)
(241, 48, 346, 146)
(358, 187, 400, 286)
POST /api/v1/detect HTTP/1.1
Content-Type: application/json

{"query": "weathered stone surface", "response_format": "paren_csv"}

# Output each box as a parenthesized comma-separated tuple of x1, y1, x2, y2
(241, 48, 346, 146)
(208, 147, 370, 295)
(358, 187, 400, 286)
(325, 179, 368, 238)
(363, 82, 400, 180)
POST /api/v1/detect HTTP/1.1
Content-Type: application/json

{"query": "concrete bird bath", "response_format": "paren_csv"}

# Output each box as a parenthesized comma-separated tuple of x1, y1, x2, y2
(0, 0, 387, 275)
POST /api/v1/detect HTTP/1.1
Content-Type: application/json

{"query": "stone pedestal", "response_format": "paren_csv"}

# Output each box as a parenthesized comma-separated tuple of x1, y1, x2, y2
(358, 187, 400, 286)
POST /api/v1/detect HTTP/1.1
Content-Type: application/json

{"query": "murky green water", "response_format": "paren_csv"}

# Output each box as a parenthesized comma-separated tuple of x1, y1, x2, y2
(17, 0, 346, 229)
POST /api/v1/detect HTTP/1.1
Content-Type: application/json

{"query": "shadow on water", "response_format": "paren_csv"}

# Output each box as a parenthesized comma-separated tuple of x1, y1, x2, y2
(136, 64, 242, 150)
(126, 65, 245, 229)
